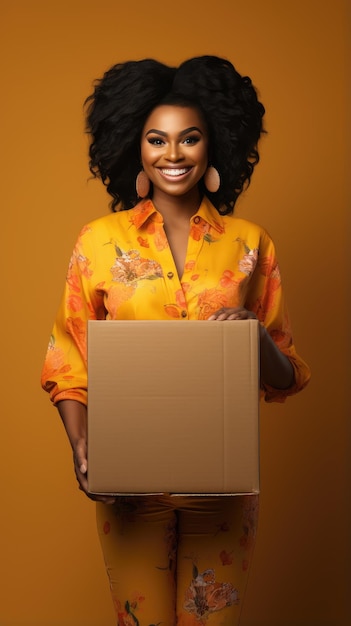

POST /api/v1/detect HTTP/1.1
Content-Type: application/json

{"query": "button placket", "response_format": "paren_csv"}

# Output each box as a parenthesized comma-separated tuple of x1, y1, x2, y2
(153, 223, 186, 317)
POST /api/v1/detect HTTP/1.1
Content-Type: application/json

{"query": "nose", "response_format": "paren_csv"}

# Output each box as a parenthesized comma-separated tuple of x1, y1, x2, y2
(165, 141, 184, 162)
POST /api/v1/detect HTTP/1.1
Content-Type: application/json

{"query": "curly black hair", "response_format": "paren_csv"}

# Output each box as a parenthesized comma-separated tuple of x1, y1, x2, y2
(85, 55, 265, 215)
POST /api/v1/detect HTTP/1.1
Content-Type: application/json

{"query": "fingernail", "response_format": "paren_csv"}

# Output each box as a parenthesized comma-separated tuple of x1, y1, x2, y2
(80, 463, 87, 473)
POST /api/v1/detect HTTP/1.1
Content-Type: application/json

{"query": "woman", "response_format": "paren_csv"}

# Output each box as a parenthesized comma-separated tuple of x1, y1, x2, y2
(41, 56, 310, 626)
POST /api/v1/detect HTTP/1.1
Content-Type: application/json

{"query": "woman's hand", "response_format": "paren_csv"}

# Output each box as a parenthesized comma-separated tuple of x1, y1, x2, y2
(208, 306, 265, 340)
(208, 306, 258, 322)
(57, 400, 116, 505)
(72, 437, 116, 504)
(207, 307, 294, 390)
(73, 435, 89, 492)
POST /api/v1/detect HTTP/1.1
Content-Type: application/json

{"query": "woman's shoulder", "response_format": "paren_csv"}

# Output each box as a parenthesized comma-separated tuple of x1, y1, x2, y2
(225, 214, 273, 240)
(81, 200, 155, 236)
(220, 214, 278, 257)
(77, 209, 132, 240)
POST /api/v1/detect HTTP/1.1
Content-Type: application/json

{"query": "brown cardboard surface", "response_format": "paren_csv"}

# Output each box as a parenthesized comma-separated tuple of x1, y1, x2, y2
(87, 320, 260, 495)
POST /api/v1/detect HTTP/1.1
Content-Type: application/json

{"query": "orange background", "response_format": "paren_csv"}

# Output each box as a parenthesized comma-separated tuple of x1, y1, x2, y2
(0, 1, 349, 625)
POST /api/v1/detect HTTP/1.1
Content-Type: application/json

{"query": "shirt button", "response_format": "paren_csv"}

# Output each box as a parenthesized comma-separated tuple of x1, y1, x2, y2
(167, 271, 174, 279)
(181, 310, 187, 318)
(193, 216, 201, 224)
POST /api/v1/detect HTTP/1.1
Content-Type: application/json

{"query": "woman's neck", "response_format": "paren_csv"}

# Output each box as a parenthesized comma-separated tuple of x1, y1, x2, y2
(151, 187, 202, 225)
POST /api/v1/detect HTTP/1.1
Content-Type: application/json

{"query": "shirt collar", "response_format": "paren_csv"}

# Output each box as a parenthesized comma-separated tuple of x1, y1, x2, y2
(194, 195, 226, 234)
(129, 196, 225, 234)
(128, 199, 162, 230)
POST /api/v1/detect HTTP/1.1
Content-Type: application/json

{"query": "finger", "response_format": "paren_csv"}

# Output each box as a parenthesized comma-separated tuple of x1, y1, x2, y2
(75, 457, 116, 505)
(74, 441, 88, 475)
(208, 308, 237, 321)
(98, 496, 117, 505)
(75, 467, 89, 493)
(227, 310, 256, 321)
(215, 312, 231, 321)
(213, 309, 240, 321)
(81, 487, 116, 505)
(80, 485, 116, 505)
(74, 455, 89, 493)
(75, 459, 87, 475)
(217, 312, 253, 321)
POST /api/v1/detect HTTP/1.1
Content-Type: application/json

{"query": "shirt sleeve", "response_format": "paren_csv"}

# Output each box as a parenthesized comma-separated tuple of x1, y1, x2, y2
(244, 229, 311, 402)
(41, 225, 105, 406)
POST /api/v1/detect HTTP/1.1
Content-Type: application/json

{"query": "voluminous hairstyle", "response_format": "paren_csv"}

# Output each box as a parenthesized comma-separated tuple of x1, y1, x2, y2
(85, 55, 265, 215)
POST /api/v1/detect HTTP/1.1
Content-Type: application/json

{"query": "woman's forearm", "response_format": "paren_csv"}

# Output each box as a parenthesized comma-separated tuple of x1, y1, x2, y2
(259, 326, 294, 389)
(56, 399, 87, 452)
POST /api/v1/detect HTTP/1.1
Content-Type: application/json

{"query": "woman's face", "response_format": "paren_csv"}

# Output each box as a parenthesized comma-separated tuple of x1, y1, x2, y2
(140, 105, 209, 200)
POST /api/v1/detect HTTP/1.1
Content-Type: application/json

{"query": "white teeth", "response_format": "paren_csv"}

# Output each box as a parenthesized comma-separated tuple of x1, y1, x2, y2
(161, 168, 189, 176)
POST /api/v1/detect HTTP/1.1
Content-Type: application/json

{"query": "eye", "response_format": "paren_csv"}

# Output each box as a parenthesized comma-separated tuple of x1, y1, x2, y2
(147, 137, 165, 146)
(183, 135, 201, 145)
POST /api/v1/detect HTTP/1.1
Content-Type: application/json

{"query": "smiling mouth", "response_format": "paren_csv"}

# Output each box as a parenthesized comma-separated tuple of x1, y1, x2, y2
(159, 167, 192, 177)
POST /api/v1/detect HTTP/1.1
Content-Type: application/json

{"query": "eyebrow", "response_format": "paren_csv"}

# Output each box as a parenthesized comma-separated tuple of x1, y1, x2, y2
(145, 126, 203, 137)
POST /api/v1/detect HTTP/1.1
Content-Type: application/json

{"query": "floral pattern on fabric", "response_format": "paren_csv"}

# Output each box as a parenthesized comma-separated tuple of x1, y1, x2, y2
(235, 238, 259, 276)
(216, 496, 259, 571)
(41, 334, 72, 393)
(116, 597, 160, 626)
(183, 565, 239, 623)
(109, 244, 164, 285)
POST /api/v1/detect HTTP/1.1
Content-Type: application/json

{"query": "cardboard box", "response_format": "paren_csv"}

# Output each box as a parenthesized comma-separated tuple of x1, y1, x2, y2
(87, 319, 260, 495)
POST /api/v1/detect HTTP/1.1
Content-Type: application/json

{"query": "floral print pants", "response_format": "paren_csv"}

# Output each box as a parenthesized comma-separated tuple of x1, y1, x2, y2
(96, 494, 259, 626)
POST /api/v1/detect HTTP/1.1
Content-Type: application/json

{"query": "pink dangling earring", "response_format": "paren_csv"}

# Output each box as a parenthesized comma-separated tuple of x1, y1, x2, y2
(136, 170, 150, 198)
(204, 166, 220, 193)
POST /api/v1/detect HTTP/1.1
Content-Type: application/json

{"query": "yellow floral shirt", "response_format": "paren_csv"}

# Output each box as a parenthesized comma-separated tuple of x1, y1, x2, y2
(41, 196, 310, 405)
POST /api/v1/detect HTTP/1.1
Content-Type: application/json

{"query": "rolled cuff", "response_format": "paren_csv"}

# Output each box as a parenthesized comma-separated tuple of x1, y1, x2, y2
(42, 378, 88, 407)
